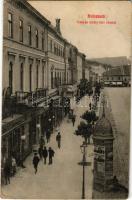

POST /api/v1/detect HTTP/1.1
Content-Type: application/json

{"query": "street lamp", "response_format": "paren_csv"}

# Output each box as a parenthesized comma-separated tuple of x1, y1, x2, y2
(80, 141, 87, 199)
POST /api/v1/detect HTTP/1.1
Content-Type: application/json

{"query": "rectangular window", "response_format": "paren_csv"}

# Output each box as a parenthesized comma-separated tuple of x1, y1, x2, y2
(61, 48, 62, 57)
(60, 72, 61, 85)
(55, 71, 57, 87)
(36, 65, 39, 88)
(63, 48, 64, 57)
(56, 45, 58, 56)
(55, 45, 57, 55)
(29, 64, 32, 92)
(20, 63, 24, 91)
(58, 47, 60, 56)
(57, 72, 59, 86)
(67, 72, 68, 83)
(28, 25, 32, 46)
(51, 71, 53, 89)
(42, 64, 45, 88)
(8, 13, 13, 38)
(19, 19, 23, 42)
(35, 29, 39, 48)
(42, 32, 44, 50)
(9, 62, 13, 93)
(50, 40, 52, 52)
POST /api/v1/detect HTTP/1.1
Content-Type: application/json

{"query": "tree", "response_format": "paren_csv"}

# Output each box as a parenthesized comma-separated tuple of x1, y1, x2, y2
(75, 121, 92, 144)
(81, 110, 98, 124)
(76, 79, 93, 102)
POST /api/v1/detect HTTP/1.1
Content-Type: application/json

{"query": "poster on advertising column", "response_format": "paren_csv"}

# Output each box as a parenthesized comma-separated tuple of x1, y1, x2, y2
(1, 0, 131, 199)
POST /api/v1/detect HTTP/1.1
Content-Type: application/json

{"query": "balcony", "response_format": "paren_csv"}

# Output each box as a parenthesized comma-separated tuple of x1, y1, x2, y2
(16, 88, 48, 107)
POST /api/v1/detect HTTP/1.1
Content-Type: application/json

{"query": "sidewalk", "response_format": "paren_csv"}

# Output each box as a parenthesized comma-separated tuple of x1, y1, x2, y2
(1, 95, 94, 199)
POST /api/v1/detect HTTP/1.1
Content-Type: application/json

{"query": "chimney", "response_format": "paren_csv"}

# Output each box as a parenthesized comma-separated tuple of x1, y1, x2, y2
(55, 18, 61, 35)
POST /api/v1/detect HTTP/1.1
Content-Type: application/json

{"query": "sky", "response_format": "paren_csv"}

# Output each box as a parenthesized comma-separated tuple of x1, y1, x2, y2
(29, 1, 131, 59)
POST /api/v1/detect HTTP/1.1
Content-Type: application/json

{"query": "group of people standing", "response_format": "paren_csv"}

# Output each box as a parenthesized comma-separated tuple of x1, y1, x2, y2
(32, 131, 62, 174)
(32, 146, 55, 174)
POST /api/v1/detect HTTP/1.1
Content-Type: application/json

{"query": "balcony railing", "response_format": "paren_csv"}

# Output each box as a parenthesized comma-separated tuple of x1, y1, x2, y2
(16, 88, 48, 107)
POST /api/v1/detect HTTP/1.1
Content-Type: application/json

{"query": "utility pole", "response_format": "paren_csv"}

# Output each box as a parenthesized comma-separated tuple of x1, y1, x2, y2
(80, 141, 87, 199)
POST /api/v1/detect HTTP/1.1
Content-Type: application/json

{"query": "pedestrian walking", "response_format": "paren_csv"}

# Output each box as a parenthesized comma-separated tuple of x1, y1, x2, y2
(38, 146, 43, 160)
(42, 146, 48, 164)
(89, 102, 92, 110)
(33, 153, 40, 174)
(4, 158, 11, 185)
(72, 115, 76, 126)
(48, 147, 55, 165)
(39, 136, 45, 147)
(56, 132, 61, 148)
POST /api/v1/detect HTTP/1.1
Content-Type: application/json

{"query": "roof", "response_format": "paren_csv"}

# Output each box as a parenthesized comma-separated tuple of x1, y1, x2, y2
(94, 115, 113, 138)
(27, 1, 85, 55)
(90, 56, 131, 67)
(94, 103, 113, 139)
(22, 0, 50, 25)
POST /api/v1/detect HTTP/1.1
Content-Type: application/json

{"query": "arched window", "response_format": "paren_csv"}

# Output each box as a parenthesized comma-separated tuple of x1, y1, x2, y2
(9, 62, 13, 93)
(20, 63, 24, 91)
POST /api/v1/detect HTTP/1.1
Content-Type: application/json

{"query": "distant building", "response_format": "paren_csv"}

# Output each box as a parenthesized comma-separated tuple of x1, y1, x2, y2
(77, 52, 86, 83)
(85, 59, 105, 84)
(103, 65, 131, 86)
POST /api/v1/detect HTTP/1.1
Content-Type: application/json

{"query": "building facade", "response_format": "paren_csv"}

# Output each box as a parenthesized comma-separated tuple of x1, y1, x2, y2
(2, 0, 87, 176)
(103, 65, 131, 86)
(2, 0, 52, 166)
